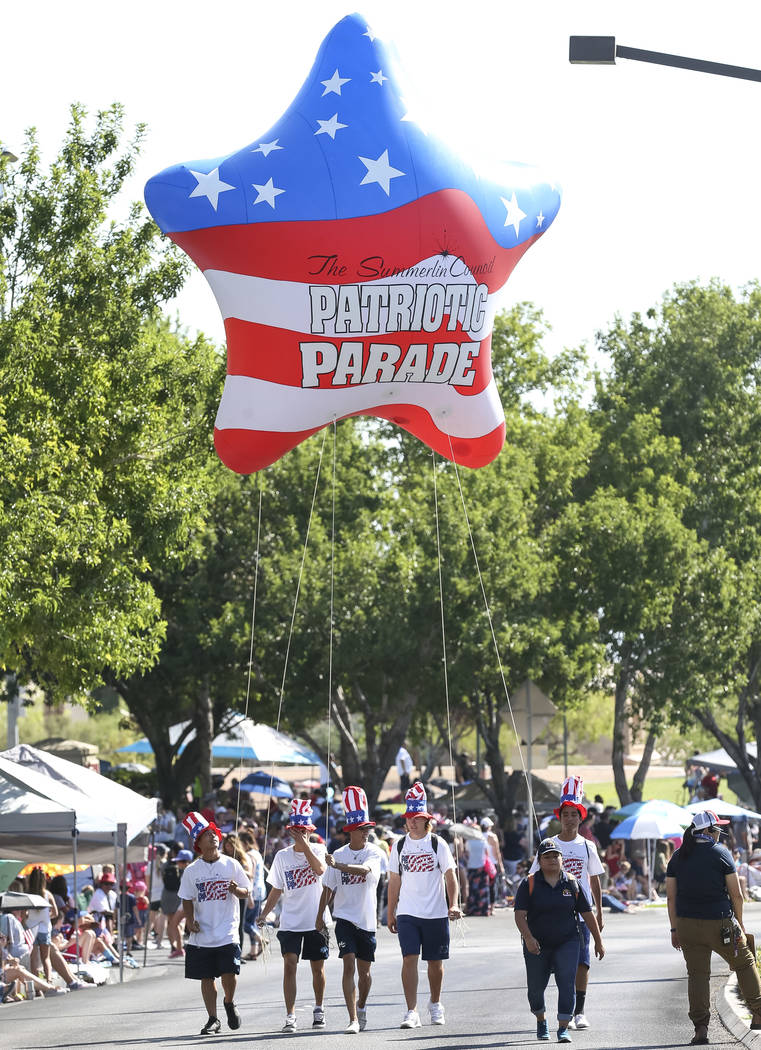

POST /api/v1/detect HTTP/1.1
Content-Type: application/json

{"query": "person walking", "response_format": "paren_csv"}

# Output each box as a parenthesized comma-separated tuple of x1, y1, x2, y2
(317, 786, 383, 1034)
(258, 798, 328, 1034)
(528, 775, 604, 1031)
(666, 809, 761, 1045)
(395, 745, 415, 795)
(387, 783, 462, 1029)
(515, 839, 605, 1043)
(179, 811, 252, 1036)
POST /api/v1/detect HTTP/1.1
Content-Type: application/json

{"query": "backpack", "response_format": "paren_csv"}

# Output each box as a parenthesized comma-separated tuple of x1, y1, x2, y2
(163, 861, 181, 893)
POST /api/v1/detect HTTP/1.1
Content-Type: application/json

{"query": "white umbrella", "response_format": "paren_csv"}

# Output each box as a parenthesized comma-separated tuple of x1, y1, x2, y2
(450, 823, 484, 841)
(613, 809, 688, 900)
(685, 798, 761, 820)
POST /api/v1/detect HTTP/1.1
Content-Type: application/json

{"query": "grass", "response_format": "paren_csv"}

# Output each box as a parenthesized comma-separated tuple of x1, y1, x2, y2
(584, 775, 738, 808)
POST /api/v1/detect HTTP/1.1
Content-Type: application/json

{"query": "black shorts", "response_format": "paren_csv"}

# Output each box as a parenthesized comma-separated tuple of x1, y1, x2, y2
(335, 918, 376, 962)
(185, 942, 241, 980)
(149, 901, 161, 912)
(277, 929, 329, 961)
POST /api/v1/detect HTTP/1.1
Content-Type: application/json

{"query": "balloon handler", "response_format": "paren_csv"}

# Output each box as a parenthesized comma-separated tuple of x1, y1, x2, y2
(179, 811, 252, 1036)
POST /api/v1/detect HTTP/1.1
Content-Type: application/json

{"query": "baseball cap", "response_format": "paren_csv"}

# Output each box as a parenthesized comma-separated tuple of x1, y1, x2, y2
(692, 810, 730, 831)
(536, 838, 562, 857)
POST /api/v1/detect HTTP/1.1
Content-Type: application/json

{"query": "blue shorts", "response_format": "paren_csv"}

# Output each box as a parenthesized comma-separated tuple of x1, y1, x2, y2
(185, 942, 241, 980)
(397, 915, 449, 961)
(277, 928, 329, 961)
(578, 922, 590, 967)
(34, 930, 51, 946)
(335, 917, 376, 962)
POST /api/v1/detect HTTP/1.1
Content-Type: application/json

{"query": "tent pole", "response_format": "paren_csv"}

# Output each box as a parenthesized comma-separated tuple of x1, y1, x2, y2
(117, 823, 127, 983)
(72, 827, 79, 971)
(143, 828, 155, 968)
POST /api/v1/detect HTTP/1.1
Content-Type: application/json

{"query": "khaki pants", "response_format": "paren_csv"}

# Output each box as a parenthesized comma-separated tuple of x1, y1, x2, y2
(677, 916, 761, 1027)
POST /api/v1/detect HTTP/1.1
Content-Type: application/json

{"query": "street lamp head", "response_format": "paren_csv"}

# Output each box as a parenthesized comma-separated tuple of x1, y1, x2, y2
(569, 36, 617, 64)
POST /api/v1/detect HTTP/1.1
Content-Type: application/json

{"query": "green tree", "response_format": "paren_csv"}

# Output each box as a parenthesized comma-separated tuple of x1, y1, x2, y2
(590, 281, 761, 805)
(0, 105, 223, 698)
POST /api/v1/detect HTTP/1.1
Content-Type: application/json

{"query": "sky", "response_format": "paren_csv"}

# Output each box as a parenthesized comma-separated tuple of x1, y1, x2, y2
(5, 1, 761, 363)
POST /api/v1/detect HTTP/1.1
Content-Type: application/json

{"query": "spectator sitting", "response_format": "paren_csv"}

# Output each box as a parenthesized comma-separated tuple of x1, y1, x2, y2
(89, 871, 117, 932)
(604, 839, 626, 879)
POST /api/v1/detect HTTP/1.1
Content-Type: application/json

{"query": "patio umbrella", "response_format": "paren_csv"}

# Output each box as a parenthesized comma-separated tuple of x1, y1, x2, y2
(686, 798, 761, 820)
(0, 890, 49, 910)
(239, 771, 293, 798)
(611, 799, 692, 824)
(450, 823, 484, 840)
(612, 809, 688, 899)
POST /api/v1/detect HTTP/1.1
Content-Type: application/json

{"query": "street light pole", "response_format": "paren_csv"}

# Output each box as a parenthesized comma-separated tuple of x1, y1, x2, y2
(569, 36, 761, 84)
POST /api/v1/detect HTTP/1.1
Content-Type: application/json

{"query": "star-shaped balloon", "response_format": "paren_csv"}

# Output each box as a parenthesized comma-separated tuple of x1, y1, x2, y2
(144, 13, 561, 473)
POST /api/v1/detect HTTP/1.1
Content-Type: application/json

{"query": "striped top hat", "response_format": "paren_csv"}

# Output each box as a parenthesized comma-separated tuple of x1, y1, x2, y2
(404, 781, 432, 821)
(342, 786, 375, 831)
(554, 775, 587, 820)
(289, 797, 316, 832)
(182, 810, 222, 853)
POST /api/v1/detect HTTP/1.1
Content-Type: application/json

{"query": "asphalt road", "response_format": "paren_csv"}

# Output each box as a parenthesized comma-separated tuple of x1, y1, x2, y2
(2, 904, 755, 1050)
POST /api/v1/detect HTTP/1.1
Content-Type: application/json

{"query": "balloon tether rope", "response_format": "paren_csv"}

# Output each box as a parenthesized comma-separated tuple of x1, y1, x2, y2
(445, 436, 539, 842)
(431, 451, 467, 947)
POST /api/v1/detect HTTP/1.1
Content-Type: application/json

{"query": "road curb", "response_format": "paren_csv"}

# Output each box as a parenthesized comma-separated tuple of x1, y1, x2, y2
(720, 974, 761, 1048)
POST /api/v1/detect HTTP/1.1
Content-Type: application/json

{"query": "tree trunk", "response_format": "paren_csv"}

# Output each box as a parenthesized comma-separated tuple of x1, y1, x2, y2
(629, 726, 657, 802)
(612, 649, 633, 805)
(194, 676, 214, 800)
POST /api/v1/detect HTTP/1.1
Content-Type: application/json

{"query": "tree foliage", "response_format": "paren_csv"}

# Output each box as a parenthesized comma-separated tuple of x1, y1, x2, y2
(0, 105, 224, 697)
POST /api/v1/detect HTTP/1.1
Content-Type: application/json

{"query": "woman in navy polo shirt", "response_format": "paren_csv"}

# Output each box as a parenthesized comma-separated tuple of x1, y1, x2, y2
(514, 839, 605, 1043)
(666, 809, 761, 1046)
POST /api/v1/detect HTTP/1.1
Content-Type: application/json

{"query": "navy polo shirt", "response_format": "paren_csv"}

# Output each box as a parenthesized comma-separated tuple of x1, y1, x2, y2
(666, 839, 734, 919)
(514, 870, 592, 947)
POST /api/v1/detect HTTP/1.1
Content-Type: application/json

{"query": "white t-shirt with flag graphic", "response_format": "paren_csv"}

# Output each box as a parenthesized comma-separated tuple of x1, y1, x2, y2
(179, 854, 251, 948)
(528, 834, 605, 899)
(389, 833, 455, 920)
(323, 843, 383, 932)
(269, 843, 327, 932)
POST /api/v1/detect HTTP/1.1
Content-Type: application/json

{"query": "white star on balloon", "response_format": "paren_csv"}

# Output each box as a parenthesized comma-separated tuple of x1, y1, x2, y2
(315, 114, 348, 140)
(188, 167, 235, 211)
(536, 211, 545, 229)
(252, 139, 283, 157)
(501, 192, 527, 237)
(358, 150, 405, 196)
(321, 69, 351, 96)
(363, 26, 377, 42)
(399, 99, 429, 136)
(370, 70, 388, 85)
(252, 177, 285, 208)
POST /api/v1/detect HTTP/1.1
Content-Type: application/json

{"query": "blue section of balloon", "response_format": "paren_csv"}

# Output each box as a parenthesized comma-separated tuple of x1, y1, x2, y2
(145, 12, 561, 248)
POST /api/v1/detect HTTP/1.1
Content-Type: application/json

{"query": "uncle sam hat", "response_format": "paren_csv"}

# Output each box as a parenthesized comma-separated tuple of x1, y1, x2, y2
(182, 811, 222, 853)
(404, 781, 433, 820)
(554, 775, 587, 820)
(342, 785, 376, 831)
(289, 797, 317, 831)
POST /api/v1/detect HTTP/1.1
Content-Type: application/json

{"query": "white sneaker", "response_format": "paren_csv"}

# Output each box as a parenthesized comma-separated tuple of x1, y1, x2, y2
(313, 1007, 326, 1029)
(429, 1001, 446, 1025)
(400, 1009, 422, 1029)
(282, 1014, 297, 1033)
(357, 1007, 368, 1032)
(566, 1019, 576, 1031)
(344, 1018, 360, 1034)
(572, 1013, 589, 1029)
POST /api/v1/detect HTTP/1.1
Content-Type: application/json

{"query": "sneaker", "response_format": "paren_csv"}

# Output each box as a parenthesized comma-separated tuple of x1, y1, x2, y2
(400, 1009, 422, 1029)
(344, 1019, 360, 1034)
(357, 1007, 368, 1032)
(572, 1014, 589, 1030)
(224, 1001, 241, 1030)
(429, 1001, 445, 1025)
(200, 1017, 221, 1036)
(557, 1028, 572, 1043)
(537, 1019, 550, 1040)
(43, 988, 68, 997)
(169, 947, 185, 959)
(313, 1006, 326, 1028)
(282, 1014, 297, 1033)
(66, 980, 92, 991)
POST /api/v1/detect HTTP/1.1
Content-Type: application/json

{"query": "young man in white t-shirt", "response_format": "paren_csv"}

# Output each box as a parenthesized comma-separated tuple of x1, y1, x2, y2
(179, 811, 252, 1037)
(387, 783, 462, 1029)
(318, 786, 383, 1034)
(258, 798, 328, 1034)
(528, 775, 605, 1031)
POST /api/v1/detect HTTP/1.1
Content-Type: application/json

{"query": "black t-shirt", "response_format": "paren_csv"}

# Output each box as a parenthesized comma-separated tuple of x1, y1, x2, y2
(666, 839, 734, 919)
(514, 870, 592, 948)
